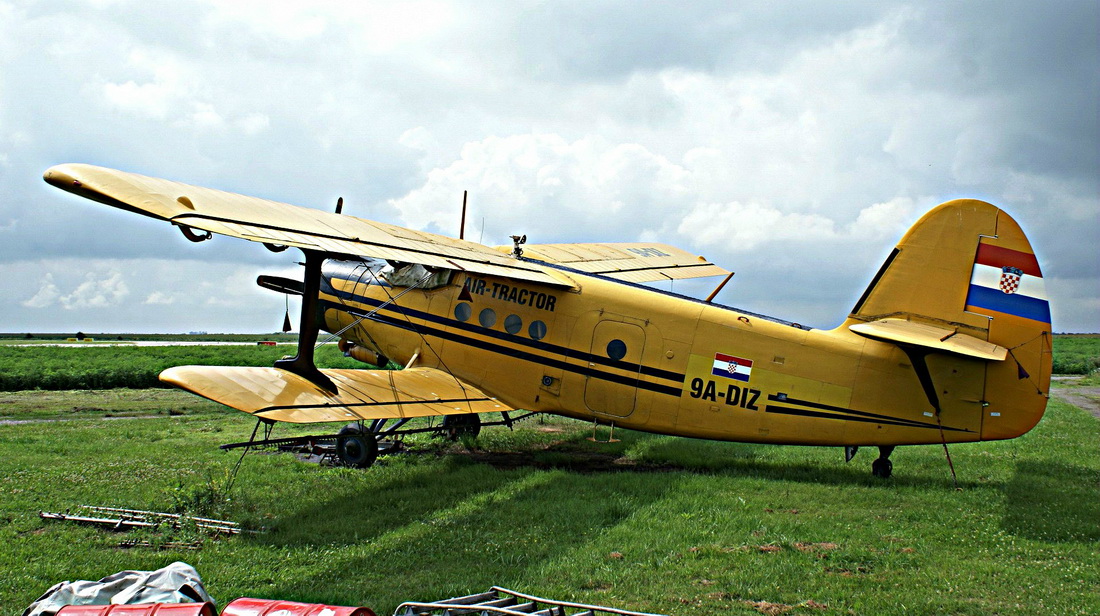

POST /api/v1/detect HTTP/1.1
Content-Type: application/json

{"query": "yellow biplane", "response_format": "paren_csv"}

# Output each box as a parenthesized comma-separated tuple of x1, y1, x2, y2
(44, 164, 1052, 477)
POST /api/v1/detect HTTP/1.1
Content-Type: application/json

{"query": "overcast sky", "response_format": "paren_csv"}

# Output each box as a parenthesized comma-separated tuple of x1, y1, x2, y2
(1, 0, 1096, 334)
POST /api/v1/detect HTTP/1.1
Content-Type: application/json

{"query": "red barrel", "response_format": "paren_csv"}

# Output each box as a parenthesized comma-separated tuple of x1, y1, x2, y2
(222, 598, 376, 616)
(56, 604, 215, 616)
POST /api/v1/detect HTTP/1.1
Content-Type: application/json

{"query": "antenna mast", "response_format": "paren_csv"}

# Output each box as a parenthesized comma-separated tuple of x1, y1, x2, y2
(459, 190, 467, 240)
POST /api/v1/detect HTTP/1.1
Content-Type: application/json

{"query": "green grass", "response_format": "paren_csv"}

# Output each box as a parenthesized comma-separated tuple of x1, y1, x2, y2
(0, 336, 1096, 613)
(1, 390, 1097, 615)
(1052, 334, 1100, 375)
(0, 345, 375, 392)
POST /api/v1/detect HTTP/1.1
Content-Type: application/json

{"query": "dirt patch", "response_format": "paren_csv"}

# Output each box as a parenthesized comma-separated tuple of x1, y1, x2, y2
(742, 599, 827, 614)
(1051, 384, 1100, 419)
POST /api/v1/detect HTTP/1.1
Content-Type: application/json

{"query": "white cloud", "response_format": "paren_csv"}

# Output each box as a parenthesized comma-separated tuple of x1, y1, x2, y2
(678, 202, 836, 251)
(21, 270, 129, 311)
(389, 133, 695, 244)
(22, 273, 61, 308)
(59, 271, 129, 310)
(3, 259, 295, 333)
(143, 291, 175, 305)
(676, 198, 914, 254)
(236, 113, 270, 135)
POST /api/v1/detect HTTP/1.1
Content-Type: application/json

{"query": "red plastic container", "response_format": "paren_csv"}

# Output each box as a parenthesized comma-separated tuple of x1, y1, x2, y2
(222, 597, 376, 616)
(56, 603, 215, 616)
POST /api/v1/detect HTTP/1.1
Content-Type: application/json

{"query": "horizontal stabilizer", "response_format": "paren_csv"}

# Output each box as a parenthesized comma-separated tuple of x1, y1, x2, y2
(519, 242, 729, 282)
(849, 318, 1007, 361)
(44, 164, 569, 288)
(160, 365, 511, 423)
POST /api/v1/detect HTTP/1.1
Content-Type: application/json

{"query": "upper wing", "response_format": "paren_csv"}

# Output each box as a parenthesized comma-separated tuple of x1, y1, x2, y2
(160, 365, 512, 423)
(44, 163, 568, 287)
(519, 242, 729, 283)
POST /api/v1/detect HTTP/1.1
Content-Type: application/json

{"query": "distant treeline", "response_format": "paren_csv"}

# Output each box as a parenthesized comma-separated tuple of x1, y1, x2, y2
(0, 344, 374, 391)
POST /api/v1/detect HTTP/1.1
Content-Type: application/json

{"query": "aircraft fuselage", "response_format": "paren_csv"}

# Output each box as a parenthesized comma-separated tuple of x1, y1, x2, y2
(318, 260, 1042, 447)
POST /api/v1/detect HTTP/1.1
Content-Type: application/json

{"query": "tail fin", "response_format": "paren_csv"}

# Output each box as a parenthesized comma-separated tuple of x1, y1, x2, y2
(846, 199, 1052, 440)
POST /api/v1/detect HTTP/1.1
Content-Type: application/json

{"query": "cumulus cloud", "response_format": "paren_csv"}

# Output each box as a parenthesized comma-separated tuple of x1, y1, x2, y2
(22, 273, 61, 308)
(4, 258, 294, 333)
(59, 271, 129, 310)
(389, 133, 698, 243)
(143, 291, 175, 305)
(21, 270, 129, 310)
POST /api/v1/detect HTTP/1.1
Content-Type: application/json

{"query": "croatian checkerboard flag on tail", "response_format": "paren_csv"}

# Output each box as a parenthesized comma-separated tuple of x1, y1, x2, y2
(712, 353, 753, 382)
(964, 241, 1051, 324)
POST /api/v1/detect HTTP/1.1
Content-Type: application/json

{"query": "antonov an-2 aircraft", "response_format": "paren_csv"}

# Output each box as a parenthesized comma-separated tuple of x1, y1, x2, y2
(44, 164, 1052, 478)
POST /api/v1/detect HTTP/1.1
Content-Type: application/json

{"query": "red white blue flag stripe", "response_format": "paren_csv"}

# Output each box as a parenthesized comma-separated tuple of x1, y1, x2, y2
(964, 242, 1050, 324)
(712, 353, 753, 382)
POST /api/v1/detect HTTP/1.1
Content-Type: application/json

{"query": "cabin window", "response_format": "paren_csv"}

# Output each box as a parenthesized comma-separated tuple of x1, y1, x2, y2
(479, 308, 497, 328)
(504, 314, 523, 335)
(454, 302, 472, 322)
(529, 320, 547, 340)
(606, 339, 628, 361)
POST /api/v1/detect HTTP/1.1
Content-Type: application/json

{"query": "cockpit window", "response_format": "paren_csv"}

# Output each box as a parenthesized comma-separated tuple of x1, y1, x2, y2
(381, 263, 452, 289)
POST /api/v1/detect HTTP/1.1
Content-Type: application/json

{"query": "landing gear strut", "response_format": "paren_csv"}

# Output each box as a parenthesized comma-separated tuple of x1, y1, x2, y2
(871, 445, 895, 478)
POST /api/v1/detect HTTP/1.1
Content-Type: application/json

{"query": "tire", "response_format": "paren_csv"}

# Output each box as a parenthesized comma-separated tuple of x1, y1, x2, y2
(336, 424, 378, 468)
(872, 457, 893, 479)
(442, 414, 482, 441)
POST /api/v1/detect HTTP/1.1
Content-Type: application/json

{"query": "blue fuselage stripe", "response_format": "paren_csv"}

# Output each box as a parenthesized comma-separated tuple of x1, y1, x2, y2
(321, 299, 686, 400)
(321, 278, 686, 382)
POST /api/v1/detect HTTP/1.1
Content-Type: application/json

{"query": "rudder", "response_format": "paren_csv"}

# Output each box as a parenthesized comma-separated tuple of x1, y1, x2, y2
(845, 199, 1052, 440)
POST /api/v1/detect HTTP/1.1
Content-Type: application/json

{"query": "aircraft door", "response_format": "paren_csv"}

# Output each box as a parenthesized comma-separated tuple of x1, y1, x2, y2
(584, 320, 646, 417)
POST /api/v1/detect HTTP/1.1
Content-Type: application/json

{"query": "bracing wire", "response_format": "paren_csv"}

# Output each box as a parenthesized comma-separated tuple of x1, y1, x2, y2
(363, 268, 480, 406)
(313, 267, 434, 350)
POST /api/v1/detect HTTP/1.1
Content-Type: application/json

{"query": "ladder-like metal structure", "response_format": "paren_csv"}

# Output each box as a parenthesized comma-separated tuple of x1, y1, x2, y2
(393, 587, 665, 616)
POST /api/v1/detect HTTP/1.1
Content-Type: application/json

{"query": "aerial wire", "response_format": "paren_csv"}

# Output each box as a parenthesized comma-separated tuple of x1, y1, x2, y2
(364, 267, 481, 409)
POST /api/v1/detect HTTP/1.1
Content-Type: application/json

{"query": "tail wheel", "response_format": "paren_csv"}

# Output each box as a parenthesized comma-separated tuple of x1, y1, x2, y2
(336, 424, 378, 468)
(871, 457, 893, 478)
(442, 414, 482, 441)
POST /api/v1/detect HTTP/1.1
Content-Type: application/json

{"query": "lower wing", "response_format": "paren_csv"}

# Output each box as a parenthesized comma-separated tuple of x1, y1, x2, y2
(160, 365, 511, 423)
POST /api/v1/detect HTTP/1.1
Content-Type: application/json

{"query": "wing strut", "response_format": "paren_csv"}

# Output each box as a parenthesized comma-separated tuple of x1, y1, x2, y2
(274, 250, 336, 393)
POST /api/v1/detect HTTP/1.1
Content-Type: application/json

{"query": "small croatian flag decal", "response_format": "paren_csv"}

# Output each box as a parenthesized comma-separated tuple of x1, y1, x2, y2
(712, 353, 753, 382)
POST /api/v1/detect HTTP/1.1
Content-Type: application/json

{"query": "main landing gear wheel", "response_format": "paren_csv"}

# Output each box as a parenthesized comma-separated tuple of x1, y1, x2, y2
(872, 445, 895, 478)
(336, 424, 378, 468)
(442, 414, 482, 441)
(871, 458, 893, 478)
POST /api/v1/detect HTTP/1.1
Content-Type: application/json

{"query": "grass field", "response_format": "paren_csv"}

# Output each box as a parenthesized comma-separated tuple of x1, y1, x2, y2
(0, 344, 375, 391)
(1, 388, 1097, 615)
(1053, 334, 1100, 375)
(1, 336, 1097, 614)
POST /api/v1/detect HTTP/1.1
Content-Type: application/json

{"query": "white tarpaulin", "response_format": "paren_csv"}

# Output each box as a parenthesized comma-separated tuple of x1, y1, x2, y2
(23, 561, 214, 616)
